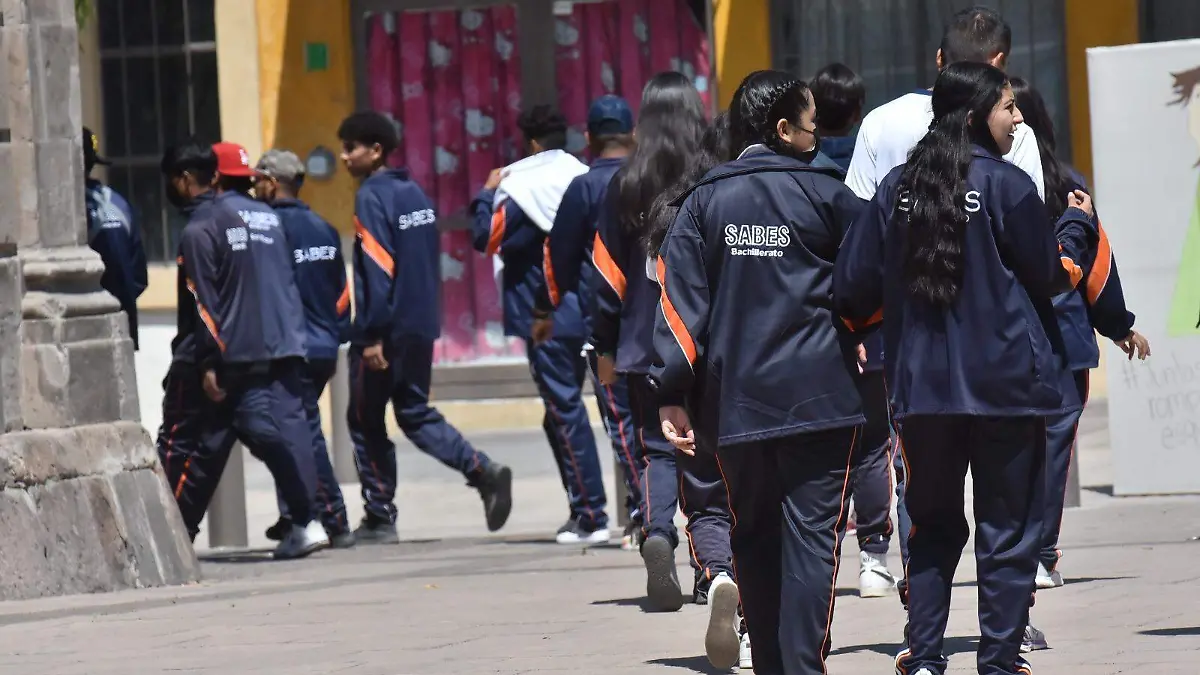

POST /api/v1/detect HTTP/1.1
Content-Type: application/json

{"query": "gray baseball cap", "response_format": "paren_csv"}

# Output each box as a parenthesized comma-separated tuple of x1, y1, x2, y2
(256, 149, 306, 182)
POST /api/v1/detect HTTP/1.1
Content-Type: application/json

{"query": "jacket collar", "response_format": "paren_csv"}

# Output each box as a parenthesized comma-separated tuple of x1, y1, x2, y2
(670, 148, 844, 207)
(271, 197, 308, 211)
(180, 190, 215, 218)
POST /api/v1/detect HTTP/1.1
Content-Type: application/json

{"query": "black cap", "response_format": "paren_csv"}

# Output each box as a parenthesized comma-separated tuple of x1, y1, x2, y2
(83, 127, 111, 166)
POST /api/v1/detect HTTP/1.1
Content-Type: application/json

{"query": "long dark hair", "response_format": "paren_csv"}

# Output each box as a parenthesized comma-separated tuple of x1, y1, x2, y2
(1009, 77, 1071, 218)
(728, 70, 812, 157)
(645, 111, 732, 255)
(612, 72, 706, 236)
(898, 61, 1009, 306)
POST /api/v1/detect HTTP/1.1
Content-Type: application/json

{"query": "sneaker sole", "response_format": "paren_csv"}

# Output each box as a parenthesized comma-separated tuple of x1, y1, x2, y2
(273, 540, 327, 561)
(1035, 573, 1064, 590)
(485, 466, 513, 532)
(355, 532, 400, 545)
(705, 582, 741, 669)
(642, 537, 683, 612)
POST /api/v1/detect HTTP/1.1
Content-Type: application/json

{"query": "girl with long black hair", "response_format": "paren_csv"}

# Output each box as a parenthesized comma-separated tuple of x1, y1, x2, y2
(835, 62, 1097, 675)
(1007, 77, 1149, 590)
(590, 74, 740, 666)
(652, 69, 866, 674)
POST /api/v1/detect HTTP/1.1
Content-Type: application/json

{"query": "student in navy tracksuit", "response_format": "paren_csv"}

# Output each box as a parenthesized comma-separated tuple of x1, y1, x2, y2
(161, 140, 326, 560)
(470, 106, 606, 544)
(810, 64, 865, 173)
(654, 71, 865, 675)
(338, 112, 513, 544)
(1009, 78, 1151, 589)
(834, 63, 1098, 675)
(84, 127, 148, 350)
(532, 96, 643, 548)
(254, 149, 355, 548)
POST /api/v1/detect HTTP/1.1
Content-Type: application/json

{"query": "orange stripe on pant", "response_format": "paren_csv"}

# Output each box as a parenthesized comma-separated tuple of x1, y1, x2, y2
(654, 256, 697, 365)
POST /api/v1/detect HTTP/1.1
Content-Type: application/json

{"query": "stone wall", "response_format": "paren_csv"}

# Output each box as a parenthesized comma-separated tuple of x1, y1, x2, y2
(0, 0, 200, 599)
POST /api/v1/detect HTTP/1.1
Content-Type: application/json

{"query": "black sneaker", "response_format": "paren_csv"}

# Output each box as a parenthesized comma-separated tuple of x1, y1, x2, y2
(353, 514, 399, 545)
(555, 519, 610, 544)
(265, 517, 292, 542)
(329, 530, 357, 549)
(477, 463, 513, 532)
(641, 534, 683, 612)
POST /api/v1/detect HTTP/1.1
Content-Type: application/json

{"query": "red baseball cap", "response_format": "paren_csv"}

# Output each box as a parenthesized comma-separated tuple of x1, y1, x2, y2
(212, 142, 259, 177)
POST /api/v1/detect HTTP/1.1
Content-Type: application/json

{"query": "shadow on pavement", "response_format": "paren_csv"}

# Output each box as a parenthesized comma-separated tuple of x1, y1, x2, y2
(830, 634, 978, 658)
(196, 548, 277, 564)
(592, 594, 693, 612)
(1139, 626, 1200, 637)
(1084, 484, 1115, 496)
(645, 655, 729, 674)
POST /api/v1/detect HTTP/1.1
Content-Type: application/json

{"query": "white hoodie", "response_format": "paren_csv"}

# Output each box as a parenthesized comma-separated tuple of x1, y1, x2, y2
(490, 149, 589, 279)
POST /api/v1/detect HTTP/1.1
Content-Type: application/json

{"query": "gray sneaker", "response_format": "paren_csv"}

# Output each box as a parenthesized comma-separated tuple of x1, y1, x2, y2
(641, 534, 683, 612)
(354, 516, 400, 545)
(273, 521, 329, 560)
(1021, 623, 1050, 652)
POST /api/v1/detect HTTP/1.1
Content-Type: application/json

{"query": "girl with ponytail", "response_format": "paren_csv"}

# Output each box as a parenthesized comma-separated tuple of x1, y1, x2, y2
(834, 61, 1100, 675)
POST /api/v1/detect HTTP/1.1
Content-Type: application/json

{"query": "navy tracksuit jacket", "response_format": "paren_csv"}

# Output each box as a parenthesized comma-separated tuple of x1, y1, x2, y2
(351, 169, 491, 524)
(652, 146, 866, 674)
(537, 157, 643, 528)
(834, 146, 1098, 675)
(270, 198, 352, 534)
(472, 179, 606, 530)
(85, 179, 148, 349)
(159, 190, 317, 539)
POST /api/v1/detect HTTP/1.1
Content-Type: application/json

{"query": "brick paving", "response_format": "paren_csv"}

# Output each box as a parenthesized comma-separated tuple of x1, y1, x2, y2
(0, 403, 1197, 674)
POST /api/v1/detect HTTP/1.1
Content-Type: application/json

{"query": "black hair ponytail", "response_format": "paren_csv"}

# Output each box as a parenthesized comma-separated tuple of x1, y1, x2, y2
(729, 70, 812, 158)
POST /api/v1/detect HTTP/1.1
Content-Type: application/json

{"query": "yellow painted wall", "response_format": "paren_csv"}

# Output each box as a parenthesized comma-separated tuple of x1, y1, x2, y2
(711, 0, 772, 109)
(256, 0, 358, 235)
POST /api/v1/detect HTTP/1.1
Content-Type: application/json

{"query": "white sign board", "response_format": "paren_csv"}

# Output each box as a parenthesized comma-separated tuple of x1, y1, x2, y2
(1089, 40, 1200, 495)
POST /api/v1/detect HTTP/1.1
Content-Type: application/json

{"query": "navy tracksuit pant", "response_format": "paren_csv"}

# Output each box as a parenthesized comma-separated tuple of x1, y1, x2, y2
(527, 337, 608, 530)
(348, 337, 491, 523)
(157, 359, 318, 541)
(716, 426, 858, 675)
(628, 375, 733, 593)
(587, 351, 643, 527)
(1041, 370, 1089, 570)
(851, 369, 894, 555)
(275, 358, 350, 535)
(895, 415, 1045, 675)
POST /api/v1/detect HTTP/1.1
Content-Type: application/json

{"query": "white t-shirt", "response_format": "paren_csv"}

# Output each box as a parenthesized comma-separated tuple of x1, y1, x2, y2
(844, 91, 1045, 203)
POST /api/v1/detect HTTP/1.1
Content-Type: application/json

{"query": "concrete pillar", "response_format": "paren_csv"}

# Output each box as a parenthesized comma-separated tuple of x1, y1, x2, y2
(208, 445, 249, 548)
(331, 345, 356, 483)
(1065, 441, 1082, 509)
(0, 0, 199, 600)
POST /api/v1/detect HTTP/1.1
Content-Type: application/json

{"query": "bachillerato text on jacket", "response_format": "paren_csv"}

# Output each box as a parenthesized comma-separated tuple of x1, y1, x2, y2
(179, 190, 308, 370)
(833, 146, 1099, 420)
(172, 190, 217, 364)
(352, 168, 442, 345)
(650, 146, 867, 447)
(273, 198, 351, 360)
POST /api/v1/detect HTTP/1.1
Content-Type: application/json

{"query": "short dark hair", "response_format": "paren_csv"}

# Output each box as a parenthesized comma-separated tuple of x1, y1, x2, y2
(810, 63, 865, 134)
(161, 140, 217, 184)
(337, 111, 399, 156)
(940, 6, 1011, 66)
(517, 104, 568, 151)
(588, 132, 635, 156)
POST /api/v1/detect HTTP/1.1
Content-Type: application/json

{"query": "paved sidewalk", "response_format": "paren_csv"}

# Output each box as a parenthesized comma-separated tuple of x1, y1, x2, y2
(0, 404, 1197, 674)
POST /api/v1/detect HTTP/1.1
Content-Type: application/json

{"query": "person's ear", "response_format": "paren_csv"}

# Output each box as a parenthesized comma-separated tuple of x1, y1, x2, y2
(989, 52, 1007, 71)
(776, 118, 792, 144)
(935, 48, 945, 71)
(584, 131, 592, 147)
(966, 111, 974, 128)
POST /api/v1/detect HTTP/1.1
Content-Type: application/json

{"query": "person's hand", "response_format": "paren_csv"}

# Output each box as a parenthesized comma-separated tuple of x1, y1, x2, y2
(660, 405, 696, 456)
(364, 342, 389, 371)
(484, 168, 506, 191)
(531, 317, 553, 345)
(596, 353, 617, 386)
(856, 343, 867, 374)
(1067, 189, 1093, 218)
(1114, 329, 1151, 361)
(202, 369, 226, 403)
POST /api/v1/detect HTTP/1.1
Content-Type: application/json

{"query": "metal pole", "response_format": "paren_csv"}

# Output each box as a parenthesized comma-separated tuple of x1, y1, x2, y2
(1065, 440, 1082, 508)
(207, 443, 248, 549)
(331, 344, 357, 483)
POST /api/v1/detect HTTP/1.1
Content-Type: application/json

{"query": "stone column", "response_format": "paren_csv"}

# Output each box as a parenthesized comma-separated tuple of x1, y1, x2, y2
(0, 0, 199, 600)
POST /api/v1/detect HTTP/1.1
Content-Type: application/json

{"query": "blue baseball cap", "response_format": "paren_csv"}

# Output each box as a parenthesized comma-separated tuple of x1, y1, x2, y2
(587, 95, 634, 135)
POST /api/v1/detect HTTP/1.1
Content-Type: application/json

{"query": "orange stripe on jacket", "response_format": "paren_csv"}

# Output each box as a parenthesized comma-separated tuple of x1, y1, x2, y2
(485, 206, 506, 256)
(185, 278, 227, 352)
(543, 239, 562, 307)
(1057, 242, 1084, 288)
(336, 283, 351, 315)
(592, 232, 627, 301)
(841, 307, 883, 332)
(654, 256, 697, 366)
(1085, 221, 1113, 305)
(355, 216, 395, 278)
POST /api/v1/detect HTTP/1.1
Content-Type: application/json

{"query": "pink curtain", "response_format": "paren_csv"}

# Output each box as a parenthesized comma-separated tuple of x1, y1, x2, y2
(364, 1, 710, 365)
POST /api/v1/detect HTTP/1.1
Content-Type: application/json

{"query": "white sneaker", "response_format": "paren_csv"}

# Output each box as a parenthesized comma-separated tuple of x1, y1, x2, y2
(1035, 561, 1063, 589)
(555, 521, 610, 544)
(274, 520, 329, 560)
(737, 630, 752, 670)
(859, 550, 897, 598)
(705, 573, 741, 669)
